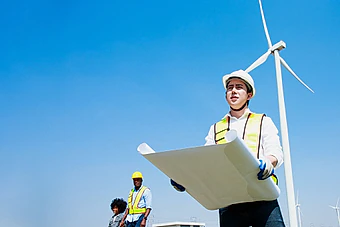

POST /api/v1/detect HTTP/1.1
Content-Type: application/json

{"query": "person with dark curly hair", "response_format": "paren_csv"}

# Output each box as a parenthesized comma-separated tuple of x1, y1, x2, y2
(108, 198, 127, 227)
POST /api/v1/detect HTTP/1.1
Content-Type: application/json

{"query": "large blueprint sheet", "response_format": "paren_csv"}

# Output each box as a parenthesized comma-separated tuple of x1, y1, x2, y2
(137, 130, 280, 210)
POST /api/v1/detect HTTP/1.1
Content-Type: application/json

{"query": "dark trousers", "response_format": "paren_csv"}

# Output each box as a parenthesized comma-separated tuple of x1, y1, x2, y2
(126, 214, 145, 227)
(219, 200, 285, 227)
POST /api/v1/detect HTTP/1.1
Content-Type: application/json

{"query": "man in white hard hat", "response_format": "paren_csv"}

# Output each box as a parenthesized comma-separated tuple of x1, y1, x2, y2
(209, 69, 285, 226)
(171, 69, 285, 226)
(120, 171, 152, 227)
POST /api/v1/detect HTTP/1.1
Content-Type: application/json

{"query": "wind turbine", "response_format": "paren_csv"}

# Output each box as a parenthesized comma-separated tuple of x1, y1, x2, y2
(329, 198, 340, 227)
(295, 191, 302, 227)
(245, 1, 314, 227)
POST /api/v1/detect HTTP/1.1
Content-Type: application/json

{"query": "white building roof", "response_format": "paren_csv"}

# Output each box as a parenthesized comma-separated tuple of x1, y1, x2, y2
(152, 221, 205, 227)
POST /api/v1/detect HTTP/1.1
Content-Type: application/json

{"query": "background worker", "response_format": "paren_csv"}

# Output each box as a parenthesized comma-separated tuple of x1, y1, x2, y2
(171, 69, 285, 226)
(120, 171, 152, 227)
(108, 198, 127, 227)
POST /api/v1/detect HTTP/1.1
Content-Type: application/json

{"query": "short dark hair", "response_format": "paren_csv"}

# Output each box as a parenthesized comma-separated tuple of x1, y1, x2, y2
(110, 198, 127, 213)
(226, 77, 253, 95)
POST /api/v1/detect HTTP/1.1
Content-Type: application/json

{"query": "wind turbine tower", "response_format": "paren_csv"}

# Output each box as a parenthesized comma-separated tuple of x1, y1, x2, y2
(245, 1, 314, 226)
(329, 198, 340, 227)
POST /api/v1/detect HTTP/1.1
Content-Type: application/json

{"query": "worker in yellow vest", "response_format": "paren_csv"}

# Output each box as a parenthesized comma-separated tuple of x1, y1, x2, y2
(171, 69, 285, 226)
(120, 171, 152, 227)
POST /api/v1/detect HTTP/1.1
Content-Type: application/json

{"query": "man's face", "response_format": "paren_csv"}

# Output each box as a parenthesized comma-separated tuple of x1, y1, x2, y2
(112, 206, 119, 215)
(225, 78, 252, 109)
(133, 178, 142, 188)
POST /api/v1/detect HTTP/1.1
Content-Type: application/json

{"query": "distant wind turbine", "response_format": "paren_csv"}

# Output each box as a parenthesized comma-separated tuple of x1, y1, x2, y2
(329, 198, 340, 227)
(295, 191, 302, 227)
(245, 1, 314, 226)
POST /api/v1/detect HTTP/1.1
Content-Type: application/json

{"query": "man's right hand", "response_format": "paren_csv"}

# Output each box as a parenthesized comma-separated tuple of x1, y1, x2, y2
(119, 221, 125, 227)
(170, 179, 185, 192)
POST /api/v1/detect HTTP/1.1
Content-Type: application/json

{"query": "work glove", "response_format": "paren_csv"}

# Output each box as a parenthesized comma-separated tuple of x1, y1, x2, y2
(257, 158, 274, 180)
(170, 179, 186, 192)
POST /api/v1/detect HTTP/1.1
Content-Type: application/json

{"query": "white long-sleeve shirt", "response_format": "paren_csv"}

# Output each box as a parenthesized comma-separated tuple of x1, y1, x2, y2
(204, 109, 283, 168)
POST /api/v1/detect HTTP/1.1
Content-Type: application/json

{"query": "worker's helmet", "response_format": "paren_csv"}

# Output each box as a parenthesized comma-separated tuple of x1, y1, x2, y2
(222, 70, 256, 98)
(131, 171, 143, 179)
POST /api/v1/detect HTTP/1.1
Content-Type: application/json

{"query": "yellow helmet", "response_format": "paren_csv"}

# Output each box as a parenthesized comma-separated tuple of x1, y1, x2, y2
(131, 171, 143, 179)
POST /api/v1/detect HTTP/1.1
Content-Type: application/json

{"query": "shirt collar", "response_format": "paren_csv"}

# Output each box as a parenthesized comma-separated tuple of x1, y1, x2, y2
(222, 108, 252, 120)
(134, 186, 143, 192)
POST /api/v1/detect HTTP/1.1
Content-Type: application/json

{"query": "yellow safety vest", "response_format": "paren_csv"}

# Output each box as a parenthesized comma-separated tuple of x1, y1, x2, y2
(128, 186, 147, 214)
(214, 113, 278, 185)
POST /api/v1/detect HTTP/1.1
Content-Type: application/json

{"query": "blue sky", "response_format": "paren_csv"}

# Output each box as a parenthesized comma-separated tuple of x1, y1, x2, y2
(1, 0, 339, 226)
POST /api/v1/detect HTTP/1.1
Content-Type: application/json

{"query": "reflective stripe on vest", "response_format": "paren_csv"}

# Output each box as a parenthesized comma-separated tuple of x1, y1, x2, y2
(214, 113, 278, 185)
(128, 186, 147, 214)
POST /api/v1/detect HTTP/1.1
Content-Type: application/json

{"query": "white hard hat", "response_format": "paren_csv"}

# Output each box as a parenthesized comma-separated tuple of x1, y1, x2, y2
(222, 69, 256, 97)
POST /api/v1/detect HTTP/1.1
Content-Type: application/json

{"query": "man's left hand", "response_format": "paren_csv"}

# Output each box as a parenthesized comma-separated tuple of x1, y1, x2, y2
(257, 158, 274, 180)
(140, 218, 147, 227)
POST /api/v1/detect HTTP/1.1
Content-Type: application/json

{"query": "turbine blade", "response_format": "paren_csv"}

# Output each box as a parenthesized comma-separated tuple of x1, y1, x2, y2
(245, 50, 271, 73)
(337, 197, 339, 207)
(330, 205, 336, 209)
(296, 190, 299, 204)
(280, 57, 315, 93)
(258, 0, 272, 48)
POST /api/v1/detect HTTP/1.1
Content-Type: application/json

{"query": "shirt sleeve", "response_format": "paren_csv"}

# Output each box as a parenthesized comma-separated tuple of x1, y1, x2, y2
(111, 214, 123, 227)
(204, 124, 215, 146)
(261, 116, 284, 168)
(143, 188, 152, 209)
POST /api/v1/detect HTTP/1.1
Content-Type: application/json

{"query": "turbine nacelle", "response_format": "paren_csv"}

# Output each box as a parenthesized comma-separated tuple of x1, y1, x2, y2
(271, 41, 286, 52)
